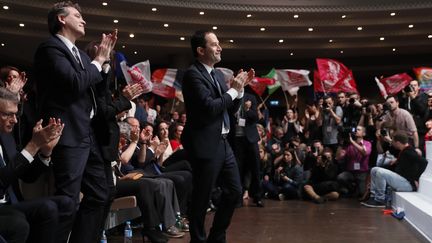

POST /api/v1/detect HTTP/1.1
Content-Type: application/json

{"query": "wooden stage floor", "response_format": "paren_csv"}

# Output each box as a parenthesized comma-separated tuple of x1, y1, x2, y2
(108, 198, 428, 243)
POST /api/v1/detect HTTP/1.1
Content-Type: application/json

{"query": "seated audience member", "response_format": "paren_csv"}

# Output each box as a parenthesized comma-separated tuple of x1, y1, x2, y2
(362, 132, 428, 208)
(121, 121, 192, 233)
(265, 149, 303, 200)
(303, 148, 340, 204)
(169, 122, 183, 152)
(116, 123, 184, 240)
(267, 126, 284, 152)
(258, 145, 274, 197)
(178, 113, 187, 125)
(0, 87, 73, 243)
(336, 126, 371, 197)
(425, 118, 432, 142)
(0, 66, 27, 97)
(256, 123, 268, 148)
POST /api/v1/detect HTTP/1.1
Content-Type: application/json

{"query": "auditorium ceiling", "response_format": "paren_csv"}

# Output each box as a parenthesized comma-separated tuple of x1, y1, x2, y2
(1, 0, 432, 67)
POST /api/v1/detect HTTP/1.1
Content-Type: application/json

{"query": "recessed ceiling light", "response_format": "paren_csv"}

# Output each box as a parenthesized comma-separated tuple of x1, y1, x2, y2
(357, 26, 363, 31)
(329, 39, 333, 43)
(19, 23, 25, 27)
(392, 48, 396, 52)
(308, 28, 314, 32)
(390, 12, 396, 16)
(180, 37, 185, 41)
(122, 45, 125, 48)
(1, 43, 5, 47)
(129, 33, 135, 38)
(134, 51, 138, 54)
(260, 27, 266, 31)
(212, 26, 218, 30)
(290, 52, 294, 56)
(199, 11, 205, 15)
(380, 37, 385, 41)
(428, 35, 432, 39)
(293, 15, 299, 19)
(229, 39, 234, 43)
(3, 5, 9, 10)
(152, 7, 157, 12)
(102, 2, 108, 6)
(278, 39, 284, 43)
(163, 23, 169, 27)
(341, 15, 346, 19)
(113, 19, 119, 23)
(340, 50, 344, 53)
(408, 24, 414, 28)
(246, 14, 252, 18)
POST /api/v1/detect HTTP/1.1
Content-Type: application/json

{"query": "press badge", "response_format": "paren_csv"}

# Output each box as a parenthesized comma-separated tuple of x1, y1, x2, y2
(238, 118, 246, 127)
(354, 162, 360, 170)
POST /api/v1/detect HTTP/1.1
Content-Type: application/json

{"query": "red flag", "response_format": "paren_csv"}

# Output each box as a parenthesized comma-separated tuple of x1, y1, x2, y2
(152, 68, 177, 87)
(313, 70, 325, 92)
(254, 77, 275, 85)
(249, 78, 268, 96)
(378, 73, 413, 95)
(316, 58, 358, 93)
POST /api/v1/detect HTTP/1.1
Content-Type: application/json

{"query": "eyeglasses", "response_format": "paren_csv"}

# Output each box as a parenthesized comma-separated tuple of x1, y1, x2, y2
(0, 111, 18, 120)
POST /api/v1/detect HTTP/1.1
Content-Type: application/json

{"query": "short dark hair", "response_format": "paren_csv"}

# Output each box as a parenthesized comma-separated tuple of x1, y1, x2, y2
(385, 94, 398, 102)
(0, 66, 19, 83)
(190, 30, 213, 57)
(0, 87, 19, 104)
(47, 1, 81, 35)
(392, 131, 409, 145)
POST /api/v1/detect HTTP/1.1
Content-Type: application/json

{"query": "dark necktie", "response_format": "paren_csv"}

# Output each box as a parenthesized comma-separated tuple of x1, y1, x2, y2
(0, 149, 18, 204)
(72, 46, 98, 116)
(210, 70, 230, 130)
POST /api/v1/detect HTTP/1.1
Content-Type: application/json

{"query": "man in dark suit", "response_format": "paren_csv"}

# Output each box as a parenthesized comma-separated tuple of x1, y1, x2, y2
(33, 2, 117, 242)
(229, 91, 263, 207)
(0, 87, 73, 243)
(182, 30, 254, 243)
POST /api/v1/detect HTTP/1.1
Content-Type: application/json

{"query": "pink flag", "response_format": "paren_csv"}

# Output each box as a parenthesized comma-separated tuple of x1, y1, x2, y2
(377, 73, 413, 95)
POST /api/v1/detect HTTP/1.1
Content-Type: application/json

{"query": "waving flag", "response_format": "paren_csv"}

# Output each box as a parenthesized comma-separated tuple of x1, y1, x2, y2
(263, 68, 280, 95)
(375, 73, 413, 96)
(119, 60, 153, 93)
(315, 58, 358, 93)
(276, 69, 312, 95)
(152, 68, 184, 91)
(413, 67, 432, 91)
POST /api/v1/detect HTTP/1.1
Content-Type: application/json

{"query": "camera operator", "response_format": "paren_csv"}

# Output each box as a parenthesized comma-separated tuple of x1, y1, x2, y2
(303, 140, 324, 182)
(321, 96, 343, 152)
(404, 80, 428, 153)
(376, 95, 420, 155)
(342, 93, 362, 129)
(336, 126, 371, 198)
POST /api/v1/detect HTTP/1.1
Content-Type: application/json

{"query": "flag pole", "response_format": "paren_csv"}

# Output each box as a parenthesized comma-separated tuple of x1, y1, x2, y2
(282, 90, 289, 109)
(258, 95, 268, 110)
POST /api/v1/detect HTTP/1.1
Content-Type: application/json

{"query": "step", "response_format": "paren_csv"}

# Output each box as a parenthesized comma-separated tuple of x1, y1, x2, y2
(393, 192, 432, 242)
(418, 176, 432, 199)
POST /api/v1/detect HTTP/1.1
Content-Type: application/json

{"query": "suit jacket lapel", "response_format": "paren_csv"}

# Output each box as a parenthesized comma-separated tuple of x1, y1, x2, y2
(195, 62, 219, 91)
(0, 133, 17, 164)
(51, 36, 83, 71)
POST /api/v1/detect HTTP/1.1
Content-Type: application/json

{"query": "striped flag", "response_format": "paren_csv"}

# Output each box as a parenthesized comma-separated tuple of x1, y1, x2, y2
(413, 67, 432, 91)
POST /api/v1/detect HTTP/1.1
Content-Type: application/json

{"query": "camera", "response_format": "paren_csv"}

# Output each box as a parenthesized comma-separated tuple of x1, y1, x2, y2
(340, 126, 356, 144)
(404, 84, 414, 93)
(349, 98, 355, 105)
(380, 128, 388, 137)
(322, 102, 329, 109)
(362, 101, 371, 113)
(382, 102, 391, 112)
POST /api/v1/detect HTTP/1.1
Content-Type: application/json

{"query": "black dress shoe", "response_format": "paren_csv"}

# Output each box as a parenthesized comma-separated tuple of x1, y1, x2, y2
(142, 228, 168, 243)
(254, 200, 264, 208)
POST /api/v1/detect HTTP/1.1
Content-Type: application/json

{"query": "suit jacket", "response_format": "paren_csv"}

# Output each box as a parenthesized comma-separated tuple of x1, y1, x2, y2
(181, 61, 241, 159)
(229, 92, 260, 144)
(0, 133, 47, 200)
(33, 35, 103, 147)
(91, 70, 131, 162)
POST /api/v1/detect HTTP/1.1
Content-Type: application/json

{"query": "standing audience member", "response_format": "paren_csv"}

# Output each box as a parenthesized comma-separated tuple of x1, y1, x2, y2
(181, 29, 254, 243)
(33, 1, 117, 242)
(230, 92, 263, 207)
(321, 96, 343, 152)
(362, 132, 428, 208)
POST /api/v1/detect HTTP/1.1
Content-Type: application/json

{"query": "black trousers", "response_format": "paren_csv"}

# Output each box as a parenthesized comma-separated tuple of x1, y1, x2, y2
(189, 138, 242, 243)
(232, 136, 262, 200)
(0, 195, 74, 243)
(52, 134, 109, 243)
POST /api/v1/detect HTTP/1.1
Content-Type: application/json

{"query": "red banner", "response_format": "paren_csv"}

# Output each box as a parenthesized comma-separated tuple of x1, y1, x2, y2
(378, 73, 413, 95)
(315, 58, 358, 93)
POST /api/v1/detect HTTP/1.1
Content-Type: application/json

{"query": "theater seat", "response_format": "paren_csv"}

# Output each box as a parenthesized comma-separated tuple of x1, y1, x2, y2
(110, 196, 137, 210)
